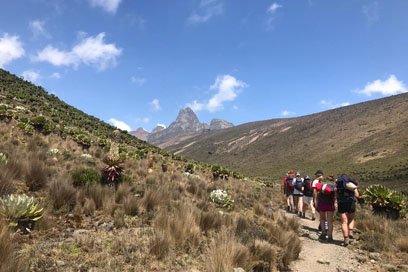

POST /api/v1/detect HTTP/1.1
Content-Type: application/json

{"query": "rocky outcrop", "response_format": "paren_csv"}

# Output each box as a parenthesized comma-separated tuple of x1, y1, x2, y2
(209, 119, 234, 130)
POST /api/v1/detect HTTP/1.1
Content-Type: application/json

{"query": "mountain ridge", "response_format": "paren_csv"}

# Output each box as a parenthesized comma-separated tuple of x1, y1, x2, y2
(166, 93, 408, 192)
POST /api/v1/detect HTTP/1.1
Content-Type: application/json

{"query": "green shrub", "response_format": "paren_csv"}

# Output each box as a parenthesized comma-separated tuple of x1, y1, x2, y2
(71, 168, 100, 187)
(364, 185, 407, 219)
(29, 116, 47, 130)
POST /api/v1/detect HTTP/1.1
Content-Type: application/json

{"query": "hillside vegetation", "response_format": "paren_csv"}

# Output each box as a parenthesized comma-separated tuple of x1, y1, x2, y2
(0, 68, 302, 271)
(167, 94, 408, 193)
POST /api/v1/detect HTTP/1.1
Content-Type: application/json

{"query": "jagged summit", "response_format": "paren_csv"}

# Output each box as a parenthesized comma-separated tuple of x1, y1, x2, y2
(130, 127, 149, 141)
(147, 107, 233, 147)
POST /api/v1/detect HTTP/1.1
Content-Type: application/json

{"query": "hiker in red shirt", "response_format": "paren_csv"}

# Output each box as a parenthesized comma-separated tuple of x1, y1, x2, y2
(283, 170, 295, 212)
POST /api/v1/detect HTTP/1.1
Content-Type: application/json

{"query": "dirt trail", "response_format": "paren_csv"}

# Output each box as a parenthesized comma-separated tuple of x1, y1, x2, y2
(288, 212, 380, 272)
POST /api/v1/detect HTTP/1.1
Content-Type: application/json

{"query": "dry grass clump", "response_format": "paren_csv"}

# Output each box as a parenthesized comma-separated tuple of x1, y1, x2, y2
(113, 208, 126, 228)
(83, 198, 96, 216)
(199, 210, 223, 233)
(48, 178, 77, 211)
(250, 240, 281, 272)
(0, 224, 15, 272)
(140, 189, 161, 212)
(123, 195, 139, 216)
(149, 230, 171, 260)
(204, 229, 251, 272)
(357, 209, 408, 255)
(0, 166, 17, 196)
(25, 158, 48, 191)
(85, 184, 110, 210)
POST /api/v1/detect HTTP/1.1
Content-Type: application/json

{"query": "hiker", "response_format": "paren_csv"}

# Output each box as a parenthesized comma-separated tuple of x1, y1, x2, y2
(302, 175, 315, 220)
(312, 171, 326, 232)
(336, 175, 360, 246)
(283, 170, 295, 212)
(314, 177, 337, 242)
(293, 172, 304, 217)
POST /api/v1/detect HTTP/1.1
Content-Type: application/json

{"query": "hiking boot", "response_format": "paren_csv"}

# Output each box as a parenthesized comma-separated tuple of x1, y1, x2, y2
(286, 206, 290, 212)
(319, 233, 327, 241)
(349, 234, 354, 240)
(302, 213, 306, 219)
(318, 224, 322, 231)
(327, 237, 334, 243)
(342, 238, 350, 247)
(311, 216, 316, 221)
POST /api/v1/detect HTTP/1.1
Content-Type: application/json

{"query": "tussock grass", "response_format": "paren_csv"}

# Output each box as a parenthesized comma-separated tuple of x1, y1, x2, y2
(140, 189, 161, 212)
(25, 158, 48, 191)
(204, 229, 251, 272)
(199, 210, 223, 233)
(123, 195, 139, 216)
(149, 230, 171, 260)
(48, 177, 77, 211)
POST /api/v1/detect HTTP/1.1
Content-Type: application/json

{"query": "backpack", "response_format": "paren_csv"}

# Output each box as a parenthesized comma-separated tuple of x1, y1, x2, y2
(285, 177, 294, 192)
(336, 175, 357, 203)
(294, 177, 303, 191)
(303, 179, 313, 197)
(316, 183, 336, 203)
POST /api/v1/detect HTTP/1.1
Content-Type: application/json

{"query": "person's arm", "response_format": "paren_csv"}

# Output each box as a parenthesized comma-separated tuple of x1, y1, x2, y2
(354, 189, 360, 198)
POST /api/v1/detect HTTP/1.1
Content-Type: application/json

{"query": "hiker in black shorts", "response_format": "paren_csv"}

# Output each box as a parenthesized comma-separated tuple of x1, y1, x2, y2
(336, 175, 360, 246)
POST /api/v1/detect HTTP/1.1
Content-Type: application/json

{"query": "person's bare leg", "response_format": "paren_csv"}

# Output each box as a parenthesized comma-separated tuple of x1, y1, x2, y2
(310, 199, 316, 219)
(298, 196, 303, 216)
(347, 213, 355, 238)
(326, 211, 334, 240)
(319, 211, 326, 237)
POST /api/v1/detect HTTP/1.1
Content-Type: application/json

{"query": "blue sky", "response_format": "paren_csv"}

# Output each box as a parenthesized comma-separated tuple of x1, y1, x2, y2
(1, 0, 407, 132)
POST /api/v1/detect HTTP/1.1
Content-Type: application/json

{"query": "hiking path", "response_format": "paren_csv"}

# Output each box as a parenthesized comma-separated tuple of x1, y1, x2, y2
(287, 212, 381, 272)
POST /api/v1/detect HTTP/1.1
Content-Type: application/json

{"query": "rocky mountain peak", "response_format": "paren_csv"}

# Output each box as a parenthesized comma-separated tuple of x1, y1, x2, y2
(210, 119, 234, 130)
(130, 127, 149, 141)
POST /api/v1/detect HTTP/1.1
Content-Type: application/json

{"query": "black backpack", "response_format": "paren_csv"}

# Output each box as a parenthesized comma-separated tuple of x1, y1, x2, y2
(294, 177, 303, 191)
(336, 175, 357, 203)
(303, 179, 313, 197)
(285, 176, 294, 192)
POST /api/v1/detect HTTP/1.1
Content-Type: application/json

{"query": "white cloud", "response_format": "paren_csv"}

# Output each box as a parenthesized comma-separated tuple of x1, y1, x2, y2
(187, 74, 247, 112)
(108, 118, 131, 131)
(268, 3, 282, 14)
(157, 123, 166, 129)
(89, 0, 122, 13)
(50, 72, 61, 79)
(187, 0, 223, 24)
(21, 70, 40, 83)
(149, 99, 161, 111)
(266, 2, 282, 30)
(29, 20, 50, 39)
(0, 33, 25, 68)
(131, 76, 146, 87)
(358, 75, 407, 97)
(320, 100, 351, 109)
(281, 110, 294, 117)
(35, 32, 122, 71)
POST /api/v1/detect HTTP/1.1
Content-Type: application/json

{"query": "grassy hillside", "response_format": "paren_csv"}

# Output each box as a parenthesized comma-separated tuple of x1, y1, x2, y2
(167, 93, 408, 193)
(0, 68, 305, 271)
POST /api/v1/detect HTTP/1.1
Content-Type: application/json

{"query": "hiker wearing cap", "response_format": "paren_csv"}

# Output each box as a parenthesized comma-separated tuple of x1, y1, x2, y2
(293, 172, 304, 217)
(302, 175, 315, 220)
(283, 170, 295, 212)
(336, 174, 360, 246)
(314, 176, 337, 242)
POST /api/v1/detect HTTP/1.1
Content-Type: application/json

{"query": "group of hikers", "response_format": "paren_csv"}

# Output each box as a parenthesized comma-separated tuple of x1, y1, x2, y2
(282, 169, 360, 246)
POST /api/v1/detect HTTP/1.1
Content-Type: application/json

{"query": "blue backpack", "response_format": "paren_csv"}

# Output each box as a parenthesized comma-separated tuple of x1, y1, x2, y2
(336, 175, 357, 203)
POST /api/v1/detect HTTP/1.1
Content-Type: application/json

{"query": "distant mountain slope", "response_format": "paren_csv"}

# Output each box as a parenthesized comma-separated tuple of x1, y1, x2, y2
(167, 93, 408, 192)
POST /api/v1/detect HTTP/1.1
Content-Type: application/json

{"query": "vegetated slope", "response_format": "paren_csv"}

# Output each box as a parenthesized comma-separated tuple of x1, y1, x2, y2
(0, 68, 304, 271)
(167, 93, 408, 192)
(0, 68, 156, 157)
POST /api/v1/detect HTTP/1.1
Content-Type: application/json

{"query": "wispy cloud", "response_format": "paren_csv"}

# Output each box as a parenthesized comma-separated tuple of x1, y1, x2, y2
(0, 33, 25, 68)
(187, 0, 223, 24)
(357, 75, 407, 97)
(50, 72, 61, 79)
(21, 70, 40, 83)
(187, 74, 247, 112)
(131, 76, 146, 87)
(281, 110, 294, 117)
(89, 0, 122, 14)
(362, 1, 380, 25)
(265, 2, 282, 30)
(149, 99, 161, 111)
(108, 118, 131, 131)
(29, 20, 50, 39)
(320, 100, 351, 109)
(35, 32, 122, 71)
